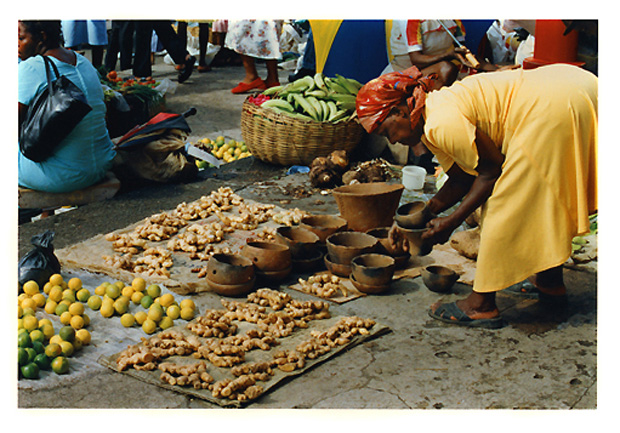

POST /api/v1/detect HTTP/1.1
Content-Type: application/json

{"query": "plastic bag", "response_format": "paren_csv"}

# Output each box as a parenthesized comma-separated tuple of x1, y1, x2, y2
(18, 230, 61, 287)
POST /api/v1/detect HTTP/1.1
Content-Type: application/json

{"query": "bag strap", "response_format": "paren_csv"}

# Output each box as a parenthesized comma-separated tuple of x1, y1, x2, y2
(41, 55, 61, 84)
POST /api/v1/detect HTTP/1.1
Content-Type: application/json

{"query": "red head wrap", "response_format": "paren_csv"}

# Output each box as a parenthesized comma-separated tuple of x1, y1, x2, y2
(356, 66, 436, 134)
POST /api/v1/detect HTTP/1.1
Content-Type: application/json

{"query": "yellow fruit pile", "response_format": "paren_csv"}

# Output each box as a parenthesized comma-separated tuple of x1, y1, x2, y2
(192, 136, 251, 168)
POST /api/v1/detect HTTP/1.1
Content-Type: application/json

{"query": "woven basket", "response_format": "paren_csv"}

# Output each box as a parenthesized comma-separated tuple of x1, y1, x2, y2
(241, 98, 365, 166)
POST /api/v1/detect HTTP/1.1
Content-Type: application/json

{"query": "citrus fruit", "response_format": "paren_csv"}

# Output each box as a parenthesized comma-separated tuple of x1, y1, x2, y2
(146, 284, 161, 298)
(55, 303, 69, 316)
(34, 353, 51, 370)
(60, 311, 73, 325)
(22, 307, 36, 317)
(134, 311, 148, 325)
(121, 285, 134, 298)
(43, 282, 53, 294)
(131, 291, 144, 304)
(31, 340, 45, 354)
(105, 284, 121, 299)
(67, 277, 82, 291)
(22, 280, 39, 296)
(76, 329, 91, 345)
(32, 293, 46, 308)
(147, 306, 163, 323)
(49, 335, 63, 346)
(49, 274, 64, 286)
(60, 341, 74, 357)
(22, 280, 40, 296)
(100, 302, 115, 318)
(18, 347, 29, 366)
(29, 329, 45, 344)
(24, 347, 37, 363)
(72, 338, 83, 352)
(51, 356, 69, 374)
(68, 302, 85, 316)
(40, 323, 55, 340)
(20, 297, 37, 311)
(45, 343, 62, 358)
(94, 284, 106, 296)
(114, 280, 125, 290)
(166, 305, 180, 320)
(87, 295, 102, 310)
(44, 300, 58, 314)
(159, 293, 175, 308)
(18, 306, 23, 319)
(62, 289, 76, 303)
(142, 318, 157, 334)
(69, 315, 85, 330)
(179, 299, 196, 311)
(21, 362, 40, 379)
(22, 315, 39, 332)
(38, 318, 52, 327)
(140, 295, 154, 309)
(113, 298, 129, 315)
(48, 286, 63, 303)
(132, 277, 146, 292)
(82, 314, 90, 327)
(180, 307, 195, 321)
(76, 288, 91, 302)
(59, 325, 76, 342)
(159, 316, 174, 330)
(120, 313, 135, 327)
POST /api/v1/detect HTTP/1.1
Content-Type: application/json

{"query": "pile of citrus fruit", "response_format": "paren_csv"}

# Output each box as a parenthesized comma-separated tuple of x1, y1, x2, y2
(192, 136, 252, 168)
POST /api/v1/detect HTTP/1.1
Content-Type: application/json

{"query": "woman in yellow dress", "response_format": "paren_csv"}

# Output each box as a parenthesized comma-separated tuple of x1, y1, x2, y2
(356, 64, 597, 328)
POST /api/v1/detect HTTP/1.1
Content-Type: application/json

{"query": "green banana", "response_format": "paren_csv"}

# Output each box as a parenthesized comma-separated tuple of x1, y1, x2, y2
(261, 99, 295, 112)
(334, 74, 360, 95)
(262, 85, 284, 96)
(326, 100, 338, 119)
(305, 89, 328, 99)
(314, 72, 327, 91)
(291, 93, 319, 120)
(328, 93, 357, 105)
(325, 77, 349, 95)
(318, 100, 329, 121)
(306, 96, 323, 121)
(328, 109, 349, 123)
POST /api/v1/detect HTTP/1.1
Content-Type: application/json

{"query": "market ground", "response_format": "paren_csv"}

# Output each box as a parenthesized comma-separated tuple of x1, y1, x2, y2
(14, 55, 604, 422)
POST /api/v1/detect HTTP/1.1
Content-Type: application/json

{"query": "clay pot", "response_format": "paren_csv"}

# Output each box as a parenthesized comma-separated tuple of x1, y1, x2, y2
(350, 274, 391, 295)
(351, 253, 395, 287)
(365, 226, 410, 269)
(394, 201, 432, 229)
(275, 226, 320, 259)
(206, 253, 255, 285)
(292, 248, 324, 273)
(241, 241, 292, 272)
(421, 265, 459, 293)
(325, 231, 379, 265)
(300, 214, 347, 243)
(324, 254, 352, 277)
(332, 182, 404, 232)
(396, 224, 432, 256)
(205, 276, 256, 297)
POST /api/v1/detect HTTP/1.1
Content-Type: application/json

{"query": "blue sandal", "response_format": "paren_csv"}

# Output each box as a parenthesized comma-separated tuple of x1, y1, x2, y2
(504, 280, 567, 304)
(428, 302, 505, 329)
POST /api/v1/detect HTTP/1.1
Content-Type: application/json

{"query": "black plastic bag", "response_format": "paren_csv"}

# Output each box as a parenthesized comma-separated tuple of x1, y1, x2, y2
(18, 230, 61, 287)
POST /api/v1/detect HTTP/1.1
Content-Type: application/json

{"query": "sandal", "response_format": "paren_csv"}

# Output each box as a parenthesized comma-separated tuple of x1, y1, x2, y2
(231, 78, 266, 94)
(504, 280, 567, 304)
(178, 55, 196, 83)
(428, 302, 504, 329)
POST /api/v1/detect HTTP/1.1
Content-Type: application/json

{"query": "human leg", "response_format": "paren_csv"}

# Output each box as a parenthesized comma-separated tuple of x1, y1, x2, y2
(197, 22, 210, 72)
(133, 20, 154, 77)
(265, 59, 280, 87)
(151, 20, 195, 82)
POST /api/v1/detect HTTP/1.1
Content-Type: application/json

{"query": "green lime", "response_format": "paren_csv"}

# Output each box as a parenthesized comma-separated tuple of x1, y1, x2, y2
(140, 294, 154, 309)
(17, 348, 29, 366)
(45, 343, 62, 358)
(51, 356, 70, 374)
(76, 288, 91, 302)
(21, 362, 40, 379)
(87, 295, 103, 310)
(105, 284, 121, 299)
(24, 347, 37, 364)
(17, 332, 32, 348)
(34, 353, 52, 370)
(30, 329, 45, 345)
(31, 340, 45, 354)
(146, 284, 161, 298)
(59, 326, 76, 343)
(55, 303, 69, 316)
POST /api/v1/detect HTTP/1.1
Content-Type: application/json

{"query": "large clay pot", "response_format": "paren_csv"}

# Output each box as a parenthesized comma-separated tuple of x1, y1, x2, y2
(332, 182, 404, 232)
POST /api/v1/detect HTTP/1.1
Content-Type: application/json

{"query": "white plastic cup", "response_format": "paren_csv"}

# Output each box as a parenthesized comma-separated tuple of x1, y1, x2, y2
(402, 165, 426, 190)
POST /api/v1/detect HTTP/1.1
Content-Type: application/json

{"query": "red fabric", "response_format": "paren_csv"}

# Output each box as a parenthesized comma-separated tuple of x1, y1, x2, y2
(355, 66, 436, 133)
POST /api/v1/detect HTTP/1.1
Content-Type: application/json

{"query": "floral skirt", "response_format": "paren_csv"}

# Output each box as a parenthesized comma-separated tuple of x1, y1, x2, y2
(224, 20, 282, 60)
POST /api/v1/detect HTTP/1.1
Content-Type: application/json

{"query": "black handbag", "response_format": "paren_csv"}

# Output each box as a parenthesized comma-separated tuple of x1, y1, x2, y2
(19, 55, 92, 162)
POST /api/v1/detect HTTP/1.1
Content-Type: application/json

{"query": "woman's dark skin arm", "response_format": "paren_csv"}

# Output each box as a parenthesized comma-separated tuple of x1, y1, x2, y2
(422, 128, 505, 245)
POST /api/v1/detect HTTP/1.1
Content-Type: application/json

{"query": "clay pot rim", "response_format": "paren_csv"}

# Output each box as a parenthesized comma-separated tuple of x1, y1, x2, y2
(332, 182, 404, 197)
(326, 231, 379, 249)
(351, 253, 396, 269)
(350, 273, 390, 294)
(276, 226, 321, 243)
(423, 265, 457, 277)
(301, 214, 348, 229)
(244, 240, 290, 252)
(396, 200, 427, 216)
(324, 254, 352, 277)
(210, 252, 254, 268)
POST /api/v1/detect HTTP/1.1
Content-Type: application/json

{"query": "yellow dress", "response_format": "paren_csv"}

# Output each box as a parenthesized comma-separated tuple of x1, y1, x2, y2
(422, 64, 598, 293)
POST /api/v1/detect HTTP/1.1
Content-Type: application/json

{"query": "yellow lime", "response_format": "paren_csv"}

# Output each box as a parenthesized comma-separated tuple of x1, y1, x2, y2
(49, 274, 64, 286)
(22, 315, 39, 332)
(32, 293, 46, 308)
(179, 299, 196, 310)
(60, 311, 73, 325)
(142, 318, 157, 334)
(158, 293, 175, 308)
(62, 289, 76, 303)
(87, 295, 102, 310)
(48, 285, 63, 303)
(30, 329, 45, 344)
(44, 300, 58, 314)
(59, 341, 74, 357)
(22, 280, 40, 296)
(147, 305, 163, 323)
(49, 334, 63, 346)
(82, 314, 90, 327)
(121, 285, 134, 299)
(43, 282, 53, 294)
(105, 284, 121, 299)
(51, 356, 69, 374)
(45, 343, 62, 358)
(38, 318, 52, 328)
(159, 316, 174, 330)
(59, 325, 76, 342)
(76, 288, 91, 302)
(120, 313, 135, 328)
(146, 284, 161, 298)
(131, 291, 144, 305)
(180, 307, 195, 321)
(166, 304, 180, 320)
(20, 297, 37, 311)
(94, 284, 106, 296)
(134, 311, 148, 325)
(100, 302, 115, 318)
(69, 315, 85, 330)
(40, 323, 55, 340)
(72, 337, 83, 352)
(113, 298, 129, 315)
(114, 280, 126, 290)
(67, 277, 82, 291)
(132, 277, 146, 292)
(18, 305, 23, 319)
(54, 303, 69, 316)
(75, 329, 91, 345)
(68, 302, 85, 316)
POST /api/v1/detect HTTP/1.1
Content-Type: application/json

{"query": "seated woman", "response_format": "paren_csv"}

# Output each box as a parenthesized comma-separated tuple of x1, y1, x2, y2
(18, 20, 116, 194)
(356, 64, 597, 328)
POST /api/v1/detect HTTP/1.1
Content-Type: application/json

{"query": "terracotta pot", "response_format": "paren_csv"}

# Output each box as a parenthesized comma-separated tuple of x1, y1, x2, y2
(350, 253, 395, 287)
(255, 266, 292, 283)
(332, 182, 404, 232)
(205, 275, 256, 297)
(275, 226, 320, 259)
(421, 265, 459, 293)
(241, 241, 292, 272)
(292, 248, 324, 273)
(394, 201, 432, 229)
(396, 224, 432, 256)
(325, 231, 379, 265)
(300, 214, 347, 243)
(324, 254, 352, 278)
(206, 253, 255, 285)
(350, 274, 391, 295)
(366, 226, 406, 256)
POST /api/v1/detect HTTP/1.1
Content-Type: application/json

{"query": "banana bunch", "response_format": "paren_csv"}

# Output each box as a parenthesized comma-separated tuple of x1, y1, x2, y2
(259, 73, 363, 123)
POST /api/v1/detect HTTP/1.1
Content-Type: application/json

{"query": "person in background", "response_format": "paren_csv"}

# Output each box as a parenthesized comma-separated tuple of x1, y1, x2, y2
(61, 20, 108, 68)
(356, 64, 597, 328)
(225, 20, 282, 93)
(176, 21, 211, 73)
(18, 20, 116, 193)
(104, 20, 134, 72)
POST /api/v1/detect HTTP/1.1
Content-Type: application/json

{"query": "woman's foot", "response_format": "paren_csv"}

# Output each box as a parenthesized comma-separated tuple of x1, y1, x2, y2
(178, 55, 196, 83)
(197, 64, 211, 73)
(429, 291, 503, 328)
(231, 77, 266, 94)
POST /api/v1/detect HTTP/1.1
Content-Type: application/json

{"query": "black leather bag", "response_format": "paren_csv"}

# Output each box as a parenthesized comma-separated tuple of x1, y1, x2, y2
(19, 55, 92, 162)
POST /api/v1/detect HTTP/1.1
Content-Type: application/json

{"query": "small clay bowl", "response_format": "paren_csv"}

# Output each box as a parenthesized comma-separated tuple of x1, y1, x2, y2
(275, 226, 320, 259)
(324, 254, 352, 277)
(300, 214, 348, 243)
(325, 231, 379, 265)
(393, 253, 412, 269)
(350, 274, 390, 295)
(206, 253, 255, 285)
(395, 224, 432, 256)
(394, 201, 431, 229)
(241, 241, 292, 272)
(366, 226, 406, 256)
(205, 275, 256, 297)
(292, 248, 324, 273)
(421, 265, 459, 293)
(350, 253, 395, 287)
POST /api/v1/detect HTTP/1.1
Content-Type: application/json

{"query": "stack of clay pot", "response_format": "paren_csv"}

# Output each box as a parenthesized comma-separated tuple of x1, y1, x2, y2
(275, 226, 323, 272)
(324, 231, 379, 278)
(240, 240, 292, 283)
(365, 226, 411, 268)
(393, 201, 433, 256)
(350, 253, 396, 294)
(205, 253, 256, 296)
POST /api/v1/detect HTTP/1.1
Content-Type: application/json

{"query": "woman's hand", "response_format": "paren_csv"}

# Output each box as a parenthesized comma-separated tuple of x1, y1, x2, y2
(388, 223, 409, 253)
(422, 215, 459, 245)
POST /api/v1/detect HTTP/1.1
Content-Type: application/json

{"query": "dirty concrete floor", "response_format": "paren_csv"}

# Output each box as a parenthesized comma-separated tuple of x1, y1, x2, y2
(15, 55, 602, 421)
